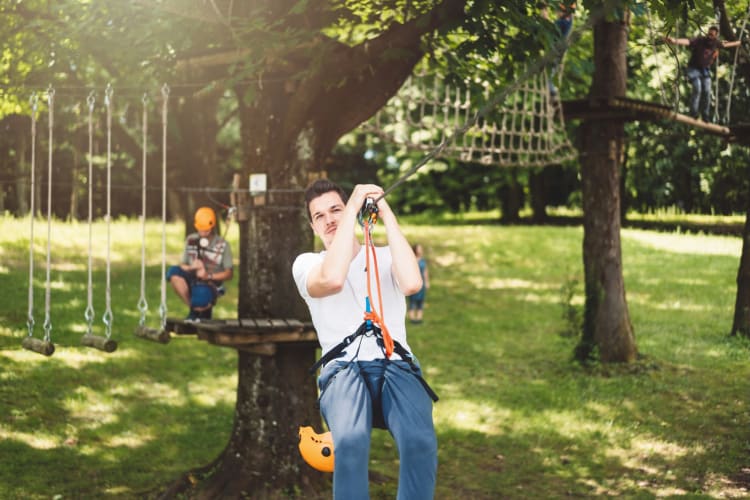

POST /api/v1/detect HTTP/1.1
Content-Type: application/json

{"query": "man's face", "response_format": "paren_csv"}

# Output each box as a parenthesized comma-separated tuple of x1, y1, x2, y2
(708, 29, 718, 40)
(308, 191, 345, 248)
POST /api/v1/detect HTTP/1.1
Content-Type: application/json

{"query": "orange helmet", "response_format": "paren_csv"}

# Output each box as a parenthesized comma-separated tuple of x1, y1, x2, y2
(298, 426, 334, 473)
(194, 207, 216, 231)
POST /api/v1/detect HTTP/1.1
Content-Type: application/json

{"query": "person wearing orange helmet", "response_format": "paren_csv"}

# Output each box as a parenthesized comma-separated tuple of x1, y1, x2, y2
(166, 206, 233, 321)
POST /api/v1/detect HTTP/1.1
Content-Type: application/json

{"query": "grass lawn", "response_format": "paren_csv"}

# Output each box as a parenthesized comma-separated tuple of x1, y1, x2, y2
(1, 215, 749, 499)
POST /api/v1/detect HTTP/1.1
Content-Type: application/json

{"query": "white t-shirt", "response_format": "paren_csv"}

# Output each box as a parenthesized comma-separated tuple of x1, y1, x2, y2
(292, 246, 411, 363)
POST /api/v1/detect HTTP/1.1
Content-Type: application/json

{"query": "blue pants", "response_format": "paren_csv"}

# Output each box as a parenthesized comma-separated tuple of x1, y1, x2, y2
(318, 359, 437, 500)
(166, 266, 220, 309)
(686, 66, 712, 120)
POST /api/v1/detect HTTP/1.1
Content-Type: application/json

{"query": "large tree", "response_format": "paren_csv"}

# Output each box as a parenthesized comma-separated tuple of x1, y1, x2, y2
(155, 0, 470, 496)
(575, 5, 637, 362)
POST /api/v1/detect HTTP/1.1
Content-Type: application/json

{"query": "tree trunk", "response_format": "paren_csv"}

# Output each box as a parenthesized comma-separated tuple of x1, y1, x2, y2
(576, 11, 636, 363)
(12, 115, 30, 215)
(499, 168, 522, 223)
(171, 92, 221, 225)
(529, 168, 547, 223)
(731, 169, 750, 336)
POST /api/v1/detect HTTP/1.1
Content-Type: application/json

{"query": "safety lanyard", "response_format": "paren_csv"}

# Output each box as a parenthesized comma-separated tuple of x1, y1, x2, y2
(362, 216, 394, 358)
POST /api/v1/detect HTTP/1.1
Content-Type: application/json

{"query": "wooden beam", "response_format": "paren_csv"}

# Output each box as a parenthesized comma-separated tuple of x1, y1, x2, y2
(561, 97, 732, 138)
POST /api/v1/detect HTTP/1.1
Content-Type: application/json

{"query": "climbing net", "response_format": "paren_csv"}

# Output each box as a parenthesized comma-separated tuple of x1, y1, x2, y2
(359, 68, 577, 168)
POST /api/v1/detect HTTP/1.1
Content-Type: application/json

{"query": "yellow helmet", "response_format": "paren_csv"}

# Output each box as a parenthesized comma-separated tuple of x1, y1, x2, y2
(298, 426, 334, 472)
(194, 207, 216, 231)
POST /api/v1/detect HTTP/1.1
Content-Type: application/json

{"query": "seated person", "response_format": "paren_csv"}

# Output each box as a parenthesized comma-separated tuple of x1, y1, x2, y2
(166, 206, 233, 320)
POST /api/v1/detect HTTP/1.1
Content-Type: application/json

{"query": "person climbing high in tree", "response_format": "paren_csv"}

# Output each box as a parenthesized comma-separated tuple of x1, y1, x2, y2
(664, 26, 741, 122)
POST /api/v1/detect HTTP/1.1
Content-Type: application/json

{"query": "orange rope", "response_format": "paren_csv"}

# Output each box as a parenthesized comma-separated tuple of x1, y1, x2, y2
(363, 220, 394, 358)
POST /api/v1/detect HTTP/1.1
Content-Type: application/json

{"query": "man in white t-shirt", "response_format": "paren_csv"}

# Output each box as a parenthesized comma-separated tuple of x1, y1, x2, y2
(292, 179, 437, 500)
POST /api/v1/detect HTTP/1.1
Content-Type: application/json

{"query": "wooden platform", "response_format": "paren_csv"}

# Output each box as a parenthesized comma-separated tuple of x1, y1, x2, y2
(560, 97, 735, 138)
(164, 317, 318, 355)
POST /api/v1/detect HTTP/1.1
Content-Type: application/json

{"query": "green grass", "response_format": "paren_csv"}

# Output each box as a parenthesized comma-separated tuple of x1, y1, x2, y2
(1, 216, 749, 498)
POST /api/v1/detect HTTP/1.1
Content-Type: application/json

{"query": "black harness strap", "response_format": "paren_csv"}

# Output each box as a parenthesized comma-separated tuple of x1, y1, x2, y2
(309, 321, 439, 402)
(309, 321, 369, 374)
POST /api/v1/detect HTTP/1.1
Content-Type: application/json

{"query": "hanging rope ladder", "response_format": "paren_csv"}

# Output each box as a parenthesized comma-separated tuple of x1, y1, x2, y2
(359, 67, 577, 169)
(135, 84, 172, 343)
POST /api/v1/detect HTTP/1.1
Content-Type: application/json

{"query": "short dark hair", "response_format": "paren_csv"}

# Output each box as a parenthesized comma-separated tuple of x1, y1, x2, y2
(304, 179, 348, 221)
(708, 25, 719, 33)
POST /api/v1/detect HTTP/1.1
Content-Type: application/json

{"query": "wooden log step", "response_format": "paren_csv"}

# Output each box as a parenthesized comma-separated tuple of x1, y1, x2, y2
(133, 325, 171, 344)
(21, 337, 55, 356)
(80, 334, 118, 353)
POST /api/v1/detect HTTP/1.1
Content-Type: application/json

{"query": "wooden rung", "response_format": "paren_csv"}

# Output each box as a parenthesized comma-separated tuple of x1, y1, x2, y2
(81, 334, 118, 353)
(285, 319, 305, 329)
(133, 325, 171, 344)
(21, 337, 55, 356)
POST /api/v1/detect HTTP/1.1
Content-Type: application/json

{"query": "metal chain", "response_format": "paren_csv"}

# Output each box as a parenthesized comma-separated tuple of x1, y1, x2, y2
(43, 86, 55, 343)
(85, 91, 96, 336)
(103, 84, 114, 339)
(27, 94, 38, 338)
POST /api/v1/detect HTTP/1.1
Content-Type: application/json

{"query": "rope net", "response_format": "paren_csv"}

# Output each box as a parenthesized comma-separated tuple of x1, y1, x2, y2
(359, 68, 577, 168)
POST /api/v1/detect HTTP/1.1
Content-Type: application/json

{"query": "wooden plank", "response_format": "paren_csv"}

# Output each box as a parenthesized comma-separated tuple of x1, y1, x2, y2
(254, 318, 274, 329)
(239, 318, 258, 328)
(561, 98, 732, 138)
(285, 319, 305, 329)
(269, 318, 290, 330)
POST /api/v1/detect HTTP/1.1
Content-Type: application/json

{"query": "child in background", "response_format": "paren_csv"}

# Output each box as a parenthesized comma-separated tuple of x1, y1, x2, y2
(408, 243, 430, 324)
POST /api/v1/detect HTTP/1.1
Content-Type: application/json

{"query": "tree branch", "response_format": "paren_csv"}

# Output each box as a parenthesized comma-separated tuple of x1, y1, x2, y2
(285, 0, 468, 152)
